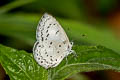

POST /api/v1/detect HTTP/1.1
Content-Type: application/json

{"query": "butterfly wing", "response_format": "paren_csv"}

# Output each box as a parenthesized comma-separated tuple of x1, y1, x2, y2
(33, 13, 72, 69)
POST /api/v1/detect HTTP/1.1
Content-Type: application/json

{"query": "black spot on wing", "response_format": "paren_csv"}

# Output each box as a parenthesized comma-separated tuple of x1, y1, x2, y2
(42, 15, 45, 18)
(46, 34, 49, 37)
(41, 61, 43, 63)
(45, 52, 47, 54)
(33, 42, 39, 51)
(46, 30, 48, 33)
(42, 37, 44, 41)
(56, 59, 57, 61)
(50, 59, 53, 61)
(57, 51, 59, 53)
(47, 26, 50, 28)
(59, 45, 61, 47)
(56, 30, 59, 34)
(38, 58, 40, 60)
(47, 24, 52, 29)
(39, 45, 41, 47)
(50, 42, 52, 44)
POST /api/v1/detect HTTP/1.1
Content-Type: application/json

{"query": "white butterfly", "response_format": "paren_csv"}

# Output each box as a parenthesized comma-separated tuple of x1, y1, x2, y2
(33, 13, 74, 69)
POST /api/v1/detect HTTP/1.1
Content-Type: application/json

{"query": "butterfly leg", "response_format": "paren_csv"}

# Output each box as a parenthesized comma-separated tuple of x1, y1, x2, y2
(70, 50, 78, 61)
(70, 41, 77, 56)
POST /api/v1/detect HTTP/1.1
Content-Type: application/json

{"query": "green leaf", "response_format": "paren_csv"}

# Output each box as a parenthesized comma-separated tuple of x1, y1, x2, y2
(0, 44, 48, 80)
(0, 44, 120, 80)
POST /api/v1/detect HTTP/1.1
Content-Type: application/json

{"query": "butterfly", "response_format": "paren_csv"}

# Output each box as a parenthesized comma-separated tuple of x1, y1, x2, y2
(33, 13, 74, 69)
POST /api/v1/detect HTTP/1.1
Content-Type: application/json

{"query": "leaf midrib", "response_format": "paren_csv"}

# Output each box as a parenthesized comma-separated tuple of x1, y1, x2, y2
(52, 63, 116, 80)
